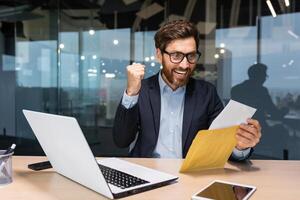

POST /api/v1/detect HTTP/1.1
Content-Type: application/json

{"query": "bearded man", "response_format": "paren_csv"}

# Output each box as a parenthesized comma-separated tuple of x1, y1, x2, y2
(113, 20, 261, 161)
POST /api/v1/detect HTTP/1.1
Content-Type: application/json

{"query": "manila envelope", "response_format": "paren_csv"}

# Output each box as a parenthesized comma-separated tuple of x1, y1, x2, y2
(180, 126, 239, 172)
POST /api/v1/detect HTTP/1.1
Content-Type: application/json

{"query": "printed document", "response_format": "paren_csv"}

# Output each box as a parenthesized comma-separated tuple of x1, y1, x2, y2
(209, 100, 257, 130)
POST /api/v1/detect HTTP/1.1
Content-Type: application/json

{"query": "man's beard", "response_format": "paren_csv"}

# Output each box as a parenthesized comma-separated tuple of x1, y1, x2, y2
(161, 59, 193, 89)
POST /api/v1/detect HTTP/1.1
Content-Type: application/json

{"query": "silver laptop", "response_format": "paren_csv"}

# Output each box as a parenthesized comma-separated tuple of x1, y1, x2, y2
(23, 110, 178, 199)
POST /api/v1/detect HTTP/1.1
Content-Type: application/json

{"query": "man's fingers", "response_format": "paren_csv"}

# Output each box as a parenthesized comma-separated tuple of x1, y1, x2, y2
(239, 120, 262, 139)
(127, 63, 145, 77)
(247, 118, 262, 132)
(236, 124, 261, 149)
(236, 128, 255, 141)
(135, 71, 145, 79)
(239, 124, 257, 136)
(236, 139, 254, 149)
(129, 62, 145, 68)
(236, 130, 259, 145)
(236, 119, 262, 150)
(126, 62, 146, 96)
(236, 135, 258, 148)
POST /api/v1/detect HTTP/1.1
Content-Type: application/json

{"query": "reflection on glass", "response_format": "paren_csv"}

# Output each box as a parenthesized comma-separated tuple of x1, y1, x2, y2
(59, 29, 131, 127)
(16, 41, 57, 87)
(1, 0, 300, 158)
(231, 63, 289, 159)
(216, 12, 300, 160)
(195, 182, 254, 200)
(260, 13, 300, 159)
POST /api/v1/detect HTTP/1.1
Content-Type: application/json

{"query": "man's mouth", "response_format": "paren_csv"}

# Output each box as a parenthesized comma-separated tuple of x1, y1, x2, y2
(174, 69, 188, 75)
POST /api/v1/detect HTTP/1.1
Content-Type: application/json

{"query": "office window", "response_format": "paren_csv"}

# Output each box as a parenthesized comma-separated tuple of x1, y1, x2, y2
(0, 0, 299, 159)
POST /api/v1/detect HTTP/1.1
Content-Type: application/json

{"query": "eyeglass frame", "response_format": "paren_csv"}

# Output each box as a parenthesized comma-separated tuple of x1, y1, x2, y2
(160, 49, 201, 64)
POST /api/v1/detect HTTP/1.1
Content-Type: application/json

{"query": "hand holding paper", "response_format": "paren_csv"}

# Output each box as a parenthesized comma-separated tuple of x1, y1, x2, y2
(180, 100, 258, 172)
(210, 100, 261, 150)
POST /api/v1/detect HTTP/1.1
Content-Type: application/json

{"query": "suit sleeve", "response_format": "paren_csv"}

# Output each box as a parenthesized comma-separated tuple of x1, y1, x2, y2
(112, 99, 140, 148)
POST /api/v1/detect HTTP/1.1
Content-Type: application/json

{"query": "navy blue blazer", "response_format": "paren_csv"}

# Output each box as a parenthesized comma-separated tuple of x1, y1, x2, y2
(113, 73, 227, 158)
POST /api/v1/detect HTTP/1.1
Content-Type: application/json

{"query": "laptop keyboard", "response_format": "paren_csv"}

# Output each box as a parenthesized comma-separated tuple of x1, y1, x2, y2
(98, 164, 149, 189)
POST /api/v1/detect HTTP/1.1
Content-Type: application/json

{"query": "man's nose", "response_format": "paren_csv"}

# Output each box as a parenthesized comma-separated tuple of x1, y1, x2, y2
(179, 56, 190, 69)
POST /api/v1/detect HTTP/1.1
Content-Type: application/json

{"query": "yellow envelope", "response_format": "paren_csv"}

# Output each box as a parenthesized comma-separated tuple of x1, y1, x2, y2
(180, 125, 239, 172)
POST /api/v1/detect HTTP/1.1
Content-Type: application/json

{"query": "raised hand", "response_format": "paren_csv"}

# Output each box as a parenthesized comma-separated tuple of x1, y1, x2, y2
(126, 62, 145, 96)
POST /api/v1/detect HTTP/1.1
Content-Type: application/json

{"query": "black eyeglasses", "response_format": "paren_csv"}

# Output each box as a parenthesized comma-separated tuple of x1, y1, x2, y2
(161, 49, 201, 64)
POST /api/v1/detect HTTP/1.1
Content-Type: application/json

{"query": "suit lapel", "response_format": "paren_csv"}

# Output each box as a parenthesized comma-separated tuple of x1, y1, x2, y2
(182, 79, 196, 151)
(148, 74, 161, 137)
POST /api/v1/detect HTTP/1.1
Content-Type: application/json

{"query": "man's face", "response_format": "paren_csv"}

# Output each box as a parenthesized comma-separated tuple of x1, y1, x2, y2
(156, 37, 197, 90)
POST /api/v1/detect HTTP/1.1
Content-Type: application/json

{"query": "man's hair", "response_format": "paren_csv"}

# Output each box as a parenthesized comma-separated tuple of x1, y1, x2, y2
(154, 20, 199, 51)
(248, 63, 268, 79)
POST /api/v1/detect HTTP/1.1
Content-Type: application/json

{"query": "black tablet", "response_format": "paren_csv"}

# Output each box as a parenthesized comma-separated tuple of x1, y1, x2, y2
(192, 180, 256, 200)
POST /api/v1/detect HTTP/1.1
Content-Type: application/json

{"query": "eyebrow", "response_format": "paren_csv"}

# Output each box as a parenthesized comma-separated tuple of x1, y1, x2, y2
(167, 50, 197, 54)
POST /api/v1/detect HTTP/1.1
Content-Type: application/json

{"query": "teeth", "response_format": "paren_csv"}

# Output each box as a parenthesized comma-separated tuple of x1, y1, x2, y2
(174, 70, 187, 74)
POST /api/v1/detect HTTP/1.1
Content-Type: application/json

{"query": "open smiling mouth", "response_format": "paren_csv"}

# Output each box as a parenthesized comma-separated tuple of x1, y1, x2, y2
(174, 69, 188, 76)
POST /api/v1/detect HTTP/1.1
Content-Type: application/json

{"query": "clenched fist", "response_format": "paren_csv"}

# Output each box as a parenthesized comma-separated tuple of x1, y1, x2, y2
(126, 63, 145, 96)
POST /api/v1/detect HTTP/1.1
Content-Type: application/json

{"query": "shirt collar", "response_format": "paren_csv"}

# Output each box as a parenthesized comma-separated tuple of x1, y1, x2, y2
(158, 71, 186, 93)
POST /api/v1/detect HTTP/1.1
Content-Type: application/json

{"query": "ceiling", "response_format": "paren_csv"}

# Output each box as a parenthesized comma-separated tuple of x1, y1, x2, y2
(0, 0, 299, 31)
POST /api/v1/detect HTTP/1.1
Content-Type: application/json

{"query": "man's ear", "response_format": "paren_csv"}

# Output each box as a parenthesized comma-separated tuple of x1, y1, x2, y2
(156, 48, 162, 64)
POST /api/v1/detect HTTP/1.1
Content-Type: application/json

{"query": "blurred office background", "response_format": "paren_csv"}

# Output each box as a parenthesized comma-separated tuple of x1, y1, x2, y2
(0, 0, 299, 160)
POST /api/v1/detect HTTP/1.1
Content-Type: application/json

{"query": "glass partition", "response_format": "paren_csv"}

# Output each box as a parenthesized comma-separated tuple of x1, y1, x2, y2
(0, 0, 299, 159)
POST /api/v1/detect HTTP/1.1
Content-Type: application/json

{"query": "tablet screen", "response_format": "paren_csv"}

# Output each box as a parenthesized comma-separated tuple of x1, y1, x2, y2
(194, 181, 256, 200)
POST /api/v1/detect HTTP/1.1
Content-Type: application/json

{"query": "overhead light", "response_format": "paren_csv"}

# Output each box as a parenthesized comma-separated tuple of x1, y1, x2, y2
(220, 43, 226, 48)
(145, 57, 150, 62)
(105, 73, 116, 78)
(102, 62, 105, 66)
(150, 56, 155, 60)
(113, 39, 119, 45)
(282, 64, 287, 68)
(214, 54, 220, 59)
(102, 69, 106, 73)
(284, 0, 290, 7)
(80, 55, 85, 60)
(59, 43, 64, 49)
(160, 65, 163, 69)
(88, 68, 97, 73)
(89, 29, 95, 35)
(220, 49, 225, 54)
(288, 60, 294, 66)
(151, 62, 155, 67)
(88, 73, 97, 77)
(266, 0, 277, 18)
(288, 30, 299, 39)
(92, 55, 97, 59)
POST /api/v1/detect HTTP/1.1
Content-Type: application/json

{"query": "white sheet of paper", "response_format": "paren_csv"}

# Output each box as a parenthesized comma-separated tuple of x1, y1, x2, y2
(209, 100, 257, 130)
